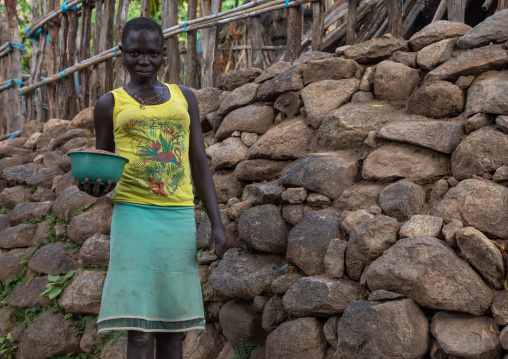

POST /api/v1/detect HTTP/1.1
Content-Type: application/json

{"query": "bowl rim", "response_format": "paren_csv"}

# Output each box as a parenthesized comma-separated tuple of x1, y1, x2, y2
(67, 150, 129, 163)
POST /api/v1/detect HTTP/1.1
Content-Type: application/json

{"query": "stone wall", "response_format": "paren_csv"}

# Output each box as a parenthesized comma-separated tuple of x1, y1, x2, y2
(1, 10, 508, 359)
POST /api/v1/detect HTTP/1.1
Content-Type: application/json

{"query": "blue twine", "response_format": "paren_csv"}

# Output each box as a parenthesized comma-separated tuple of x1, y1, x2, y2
(61, 0, 81, 12)
(74, 72, 80, 94)
(60, 70, 67, 79)
(285, 0, 290, 8)
(10, 42, 27, 51)
(25, 27, 42, 40)
(19, 87, 25, 97)
(5, 79, 23, 89)
(4, 42, 11, 54)
(114, 45, 118, 57)
(46, 34, 50, 43)
(9, 130, 21, 140)
(183, 21, 187, 32)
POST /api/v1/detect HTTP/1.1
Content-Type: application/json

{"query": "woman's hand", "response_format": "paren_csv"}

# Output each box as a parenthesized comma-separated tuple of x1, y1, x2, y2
(78, 178, 117, 197)
(209, 228, 230, 258)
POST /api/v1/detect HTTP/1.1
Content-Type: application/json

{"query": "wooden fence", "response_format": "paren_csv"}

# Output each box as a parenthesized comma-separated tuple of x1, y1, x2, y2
(0, 0, 506, 135)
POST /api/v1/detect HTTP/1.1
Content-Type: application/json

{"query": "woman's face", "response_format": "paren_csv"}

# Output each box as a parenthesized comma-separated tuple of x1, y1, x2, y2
(122, 29, 165, 82)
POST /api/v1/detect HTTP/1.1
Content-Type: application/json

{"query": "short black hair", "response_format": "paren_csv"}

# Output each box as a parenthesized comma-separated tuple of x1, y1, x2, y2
(121, 17, 164, 46)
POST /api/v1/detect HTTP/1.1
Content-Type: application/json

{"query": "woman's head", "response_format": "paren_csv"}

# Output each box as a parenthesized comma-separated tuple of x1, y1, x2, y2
(120, 17, 166, 82)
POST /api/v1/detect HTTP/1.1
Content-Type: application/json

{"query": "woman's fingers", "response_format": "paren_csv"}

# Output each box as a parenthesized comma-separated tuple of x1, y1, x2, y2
(83, 178, 91, 194)
(102, 180, 112, 195)
(92, 178, 102, 196)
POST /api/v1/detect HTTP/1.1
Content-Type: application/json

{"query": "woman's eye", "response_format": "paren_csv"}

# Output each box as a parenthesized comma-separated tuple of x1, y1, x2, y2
(129, 52, 138, 57)
(151, 52, 159, 57)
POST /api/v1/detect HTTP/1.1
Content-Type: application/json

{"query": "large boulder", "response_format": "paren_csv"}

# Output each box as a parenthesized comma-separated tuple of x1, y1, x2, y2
(300, 79, 360, 128)
(5, 276, 53, 310)
(333, 183, 385, 211)
(366, 236, 493, 315)
(0, 186, 31, 208)
(234, 159, 287, 182)
(2, 163, 42, 186)
(208, 249, 285, 299)
(377, 120, 464, 154)
(265, 318, 328, 359)
(374, 61, 421, 103)
(343, 34, 409, 63)
(345, 215, 400, 280)
(0, 248, 32, 284)
(52, 185, 98, 222)
(408, 21, 471, 51)
(378, 180, 426, 221)
(451, 127, 508, 180)
(286, 210, 343, 276)
(238, 205, 289, 254)
(217, 68, 263, 91)
(431, 312, 501, 359)
(425, 45, 508, 82)
(337, 299, 429, 359)
(216, 104, 274, 141)
(9, 201, 52, 226)
(213, 172, 243, 203)
(280, 153, 358, 199)
(217, 83, 259, 116)
(0, 224, 35, 249)
(464, 71, 508, 117)
(416, 38, 457, 71)
(257, 65, 304, 101)
(193, 87, 222, 129)
(58, 270, 106, 314)
(241, 183, 285, 206)
(255, 61, 292, 83)
(282, 277, 366, 316)
(406, 81, 464, 119)
(28, 242, 79, 275)
(211, 137, 249, 171)
(303, 57, 362, 84)
(362, 143, 450, 184)
(67, 202, 113, 244)
(219, 299, 265, 348)
(79, 233, 110, 267)
(68, 107, 94, 131)
(457, 9, 508, 49)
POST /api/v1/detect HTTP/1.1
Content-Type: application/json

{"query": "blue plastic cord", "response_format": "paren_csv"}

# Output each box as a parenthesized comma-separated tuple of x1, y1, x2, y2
(183, 21, 187, 32)
(25, 27, 42, 40)
(60, 70, 67, 79)
(285, 0, 290, 8)
(74, 72, 80, 94)
(5, 79, 23, 89)
(9, 130, 21, 140)
(61, 0, 81, 12)
(46, 34, 50, 43)
(10, 42, 27, 51)
(4, 42, 11, 54)
(114, 46, 118, 57)
(19, 87, 25, 97)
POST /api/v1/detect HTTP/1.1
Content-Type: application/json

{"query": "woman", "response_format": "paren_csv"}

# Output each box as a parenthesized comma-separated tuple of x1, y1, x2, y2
(80, 17, 229, 359)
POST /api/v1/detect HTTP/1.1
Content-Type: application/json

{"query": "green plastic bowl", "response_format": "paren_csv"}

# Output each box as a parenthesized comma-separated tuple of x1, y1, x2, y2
(67, 151, 129, 185)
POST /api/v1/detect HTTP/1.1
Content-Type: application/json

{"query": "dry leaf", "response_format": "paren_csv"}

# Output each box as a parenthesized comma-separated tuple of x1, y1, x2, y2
(489, 323, 500, 334)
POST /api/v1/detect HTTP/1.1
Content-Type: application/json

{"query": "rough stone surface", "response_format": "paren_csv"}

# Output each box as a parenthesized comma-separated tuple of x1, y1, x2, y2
(374, 61, 421, 103)
(2, 163, 41, 185)
(431, 311, 501, 359)
(406, 82, 465, 120)
(274, 92, 301, 117)
(442, 219, 463, 246)
(257, 66, 304, 102)
(271, 273, 303, 295)
(281, 188, 307, 204)
(216, 104, 274, 141)
(283, 277, 367, 316)
(324, 239, 348, 278)
(218, 68, 263, 91)
(334, 183, 384, 211)
(265, 318, 328, 359)
(494, 165, 508, 182)
(378, 180, 426, 221)
(212, 137, 249, 170)
(300, 79, 360, 128)
(368, 289, 406, 301)
(366, 236, 493, 315)
(196, 210, 230, 249)
(234, 160, 287, 182)
(346, 215, 400, 280)
(241, 183, 285, 206)
(280, 153, 358, 199)
(337, 299, 429, 359)
(248, 119, 312, 160)
(303, 57, 362, 85)
(52, 185, 98, 221)
(0, 224, 34, 249)
(0, 185, 32, 208)
(5, 276, 53, 309)
(409, 21, 471, 51)
(281, 205, 304, 226)
(465, 71, 508, 117)
(452, 127, 508, 180)
(457, 10, 508, 49)
(58, 270, 106, 314)
(213, 173, 243, 203)
(287, 210, 343, 276)
(456, 227, 504, 289)
(9, 201, 52, 226)
(208, 249, 285, 299)
(323, 316, 339, 348)
(255, 61, 292, 83)
(68, 202, 113, 244)
(0, 248, 32, 283)
(80, 319, 100, 354)
(219, 299, 265, 347)
(391, 51, 417, 67)
(306, 193, 331, 208)
(417, 38, 457, 71)
(217, 83, 260, 116)
(239, 205, 289, 254)
(400, 215, 443, 238)
(79, 233, 110, 267)
(262, 295, 286, 333)
(492, 291, 508, 325)
(68, 107, 94, 132)
(240, 132, 258, 147)
(28, 242, 79, 275)
(343, 34, 409, 63)
(341, 210, 374, 234)
(30, 187, 55, 202)
(363, 143, 450, 184)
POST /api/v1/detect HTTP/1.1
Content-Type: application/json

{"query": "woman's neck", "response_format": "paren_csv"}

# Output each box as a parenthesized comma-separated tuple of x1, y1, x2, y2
(128, 77, 160, 89)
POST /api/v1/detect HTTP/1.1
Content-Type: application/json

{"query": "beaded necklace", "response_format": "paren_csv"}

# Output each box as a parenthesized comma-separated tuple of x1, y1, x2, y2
(125, 82, 166, 109)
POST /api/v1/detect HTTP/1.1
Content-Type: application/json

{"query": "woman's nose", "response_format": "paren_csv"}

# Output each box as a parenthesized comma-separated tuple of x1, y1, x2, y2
(138, 54, 150, 65)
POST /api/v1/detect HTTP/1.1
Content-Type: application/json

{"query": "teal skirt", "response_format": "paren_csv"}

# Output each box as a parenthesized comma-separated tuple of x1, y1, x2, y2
(97, 202, 205, 334)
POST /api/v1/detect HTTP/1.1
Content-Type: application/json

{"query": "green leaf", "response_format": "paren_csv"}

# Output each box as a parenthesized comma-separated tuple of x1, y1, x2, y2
(6, 333, 12, 341)
(47, 274, 60, 283)
(48, 287, 62, 300)
(504, 278, 508, 291)
(63, 270, 77, 281)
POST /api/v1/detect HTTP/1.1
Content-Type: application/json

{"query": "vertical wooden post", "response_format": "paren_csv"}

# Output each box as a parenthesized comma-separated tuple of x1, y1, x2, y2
(56, 12, 69, 118)
(28, 0, 43, 123)
(101, 0, 116, 94)
(251, 16, 263, 69)
(203, 0, 222, 86)
(65, 9, 79, 118)
(114, 0, 129, 88)
(79, 0, 93, 108)
(162, 0, 181, 84)
(497, 0, 507, 10)
(346, 0, 358, 44)
(312, 0, 324, 51)
(286, 4, 302, 62)
(385, 0, 403, 37)
(186, 0, 198, 88)
(90, 0, 103, 106)
(448, 0, 465, 22)
(141, 0, 150, 17)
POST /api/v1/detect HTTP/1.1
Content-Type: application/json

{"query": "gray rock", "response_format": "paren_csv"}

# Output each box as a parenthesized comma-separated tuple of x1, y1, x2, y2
(391, 51, 417, 67)
(52, 185, 98, 222)
(366, 236, 493, 315)
(317, 102, 394, 150)
(287, 210, 343, 276)
(323, 316, 339, 348)
(217, 83, 260, 116)
(379, 180, 426, 221)
(280, 153, 358, 199)
(9, 201, 52, 226)
(248, 119, 312, 160)
(417, 38, 457, 71)
(374, 61, 421, 103)
(0, 146, 32, 159)
(37, 122, 70, 150)
(5, 276, 53, 310)
(400, 215, 443, 238)
(0, 214, 8, 233)
(61, 137, 88, 153)
(281, 205, 304, 226)
(281, 188, 307, 204)
(496, 115, 508, 133)
(346, 215, 400, 280)
(452, 127, 508, 180)
(55, 171, 78, 197)
(255, 61, 292, 83)
(58, 270, 106, 314)
(219, 299, 265, 348)
(334, 183, 385, 211)
(182, 323, 224, 359)
(217, 68, 263, 91)
(99, 336, 127, 359)
(234, 159, 287, 182)
(241, 183, 285, 206)
(0, 185, 32, 208)
(426, 46, 508, 82)
(196, 210, 230, 249)
(294, 51, 333, 65)
(67, 202, 113, 244)
(30, 187, 55, 202)
(26, 165, 64, 188)
(492, 291, 508, 325)
(274, 92, 301, 117)
(0, 224, 34, 249)
(213, 172, 243, 203)
(19, 311, 80, 359)
(257, 65, 304, 101)
(0, 248, 32, 284)
(57, 153, 72, 172)
(442, 219, 463, 246)
(212, 137, 249, 171)
(306, 193, 331, 208)
(341, 210, 374, 234)
(431, 311, 501, 359)
(208, 248, 285, 299)
(324, 239, 348, 278)
(368, 289, 406, 301)
(283, 277, 367, 317)
(271, 273, 303, 295)
(262, 295, 286, 333)
(265, 318, 328, 359)
(501, 326, 508, 351)
(409, 21, 471, 51)
(193, 87, 222, 128)
(343, 34, 409, 63)
(216, 104, 274, 141)
(337, 299, 429, 359)
(239, 205, 289, 254)
(303, 57, 362, 85)
(457, 10, 508, 49)
(79, 233, 110, 267)
(28, 242, 79, 275)
(80, 319, 100, 354)
(351, 91, 375, 103)
(456, 227, 504, 289)
(465, 71, 508, 117)
(406, 82, 465, 120)
(456, 75, 475, 89)
(53, 129, 92, 148)
(494, 165, 508, 182)
(2, 163, 41, 185)
(300, 79, 360, 128)
(362, 143, 450, 184)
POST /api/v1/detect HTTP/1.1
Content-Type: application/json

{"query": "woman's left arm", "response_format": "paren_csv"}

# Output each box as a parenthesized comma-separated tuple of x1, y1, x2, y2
(179, 85, 230, 257)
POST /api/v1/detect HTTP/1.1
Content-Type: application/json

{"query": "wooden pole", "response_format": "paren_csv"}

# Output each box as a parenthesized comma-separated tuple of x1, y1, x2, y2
(497, 0, 507, 10)
(385, 0, 403, 37)
(286, 5, 302, 62)
(114, 0, 129, 89)
(186, 0, 198, 88)
(162, 0, 181, 84)
(251, 15, 263, 68)
(101, 0, 116, 94)
(141, 0, 150, 17)
(433, 0, 448, 21)
(346, 0, 357, 44)
(202, 0, 222, 86)
(90, 0, 103, 106)
(448, 0, 465, 22)
(311, 0, 324, 50)
(80, 0, 93, 107)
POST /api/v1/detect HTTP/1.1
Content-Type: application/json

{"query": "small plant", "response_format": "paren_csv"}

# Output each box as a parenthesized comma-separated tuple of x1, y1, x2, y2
(28, 187, 38, 192)
(197, 248, 204, 259)
(82, 263, 108, 272)
(63, 239, 82, 254)
(229, 341, 261, 359)
(49, 353, 93, 359)
(98, 333, 124, 358)
(39, 270, 76, 300)
(0, 264, 27, 301)
(0, 205, 12, 214)
(0, 332, 17, 359)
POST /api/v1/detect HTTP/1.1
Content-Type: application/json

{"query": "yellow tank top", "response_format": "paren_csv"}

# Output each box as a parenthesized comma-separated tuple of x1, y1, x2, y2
(110, 83, 194, 206)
